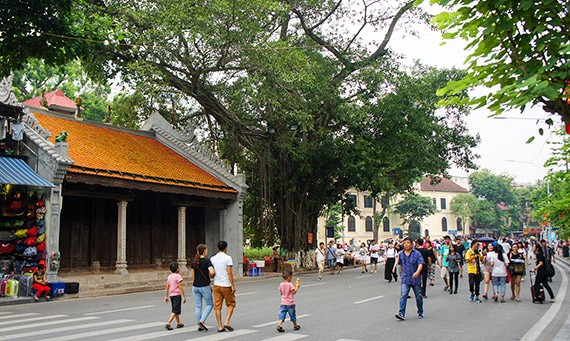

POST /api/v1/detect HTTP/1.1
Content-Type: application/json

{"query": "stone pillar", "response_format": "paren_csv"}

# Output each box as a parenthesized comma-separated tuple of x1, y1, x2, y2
(177, 206, 188, 272)
(46, 184, 63, 282)
(115, 200, 128, 275)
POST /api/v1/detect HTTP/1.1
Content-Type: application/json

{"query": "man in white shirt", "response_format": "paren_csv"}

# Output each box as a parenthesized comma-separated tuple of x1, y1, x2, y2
(210, 241, 236, 332)
(314, 242, 326, 280)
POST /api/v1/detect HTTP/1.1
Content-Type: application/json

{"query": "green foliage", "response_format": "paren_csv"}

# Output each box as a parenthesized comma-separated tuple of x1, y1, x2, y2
(428, 0, 570, 127)
(324, 203, 343, 240)
(243, 247, 273, 260)
(469, 169, 518, 206)
(394, 193, 437, 225)
(450, 193, 478, 231)
(532, 132, 570, 238)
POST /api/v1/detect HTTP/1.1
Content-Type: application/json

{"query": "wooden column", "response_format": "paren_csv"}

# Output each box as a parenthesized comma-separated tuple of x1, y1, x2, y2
(115, 200, 129, 275)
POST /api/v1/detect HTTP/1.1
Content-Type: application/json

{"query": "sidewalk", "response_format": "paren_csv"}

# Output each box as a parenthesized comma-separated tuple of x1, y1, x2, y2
(0, 266, 286, 307)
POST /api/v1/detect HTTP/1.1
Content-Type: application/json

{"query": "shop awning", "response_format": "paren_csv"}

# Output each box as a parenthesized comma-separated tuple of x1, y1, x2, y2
(0, 156, 54, 187)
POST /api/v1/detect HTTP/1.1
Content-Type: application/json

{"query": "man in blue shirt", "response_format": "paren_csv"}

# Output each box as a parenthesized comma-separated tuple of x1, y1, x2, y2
(394, 237, 425, 321)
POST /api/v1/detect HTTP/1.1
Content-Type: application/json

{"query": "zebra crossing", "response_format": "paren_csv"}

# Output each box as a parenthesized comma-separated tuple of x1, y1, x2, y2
(0, 310, 319, 341)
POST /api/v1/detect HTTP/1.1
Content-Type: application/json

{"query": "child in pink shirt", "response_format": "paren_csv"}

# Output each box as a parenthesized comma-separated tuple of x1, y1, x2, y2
(165, 262, 186, 330)
(276, 270, 301, 332)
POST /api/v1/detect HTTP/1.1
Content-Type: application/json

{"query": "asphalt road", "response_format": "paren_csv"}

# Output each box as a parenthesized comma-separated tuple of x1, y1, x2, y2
(1, 261, 569, 341)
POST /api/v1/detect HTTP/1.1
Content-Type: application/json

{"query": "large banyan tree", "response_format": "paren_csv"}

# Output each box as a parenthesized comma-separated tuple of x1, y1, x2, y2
(1, 0, 479, 251)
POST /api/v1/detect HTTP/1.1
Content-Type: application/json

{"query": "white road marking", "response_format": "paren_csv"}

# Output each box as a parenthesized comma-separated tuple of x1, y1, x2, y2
(0, 319, 131, 340)
(253, 314, 311, 328)
(236, 291, 258, 296)
(84, 305, 155, 315)
(183, 329, 257, 340)
(0, 313, 39, 320)
(337, 339, 363, 341)
(300, 282, 326, 288)
(261, 334, 308, 341)
(353, 295, 385, 304)
(0, 317, 97, 334)
(108, 324, 191, 341)
(355, 274, 372, 279)
(521, 263, 568, 340)
(0, 312, 9, 316)
(41, 322, 165, 341)
(0, 314, 67, 327)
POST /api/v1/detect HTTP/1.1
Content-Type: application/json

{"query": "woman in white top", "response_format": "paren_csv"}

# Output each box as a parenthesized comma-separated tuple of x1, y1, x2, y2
(481, 243, 495, 300)
(358, 243, 368, 273)
(384, 242, 398, 282)
(335, 244, 345, 274)
(489, 244, 509, 303)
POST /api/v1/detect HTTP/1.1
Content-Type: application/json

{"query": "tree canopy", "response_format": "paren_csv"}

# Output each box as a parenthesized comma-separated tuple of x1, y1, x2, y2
(2, 0, 479, 251)
(450, 192, 478, 234)
(394, 193, 437, 225)
(428, 0, 570, 131)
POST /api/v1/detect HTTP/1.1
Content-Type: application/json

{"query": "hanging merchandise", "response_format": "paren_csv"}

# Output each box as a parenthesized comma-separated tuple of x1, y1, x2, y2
(50, 251, 60, 271)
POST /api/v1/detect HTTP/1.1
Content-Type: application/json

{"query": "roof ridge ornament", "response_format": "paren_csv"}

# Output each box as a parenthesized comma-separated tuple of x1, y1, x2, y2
(0, 75, 25, 108)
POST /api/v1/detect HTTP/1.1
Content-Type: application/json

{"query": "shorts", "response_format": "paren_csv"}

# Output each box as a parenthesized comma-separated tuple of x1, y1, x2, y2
(336, 261, 344, 267)
(328, 259, 335, 267)
(213, 285, 236, 310)
(278, 304, 297, 321)
(170, 295, 182, 315)
(441, 266, 449, 278)
(370, 257, 379, 264)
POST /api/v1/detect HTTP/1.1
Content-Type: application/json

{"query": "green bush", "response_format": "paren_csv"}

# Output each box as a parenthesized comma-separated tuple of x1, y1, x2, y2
(244, 247, 273, 260)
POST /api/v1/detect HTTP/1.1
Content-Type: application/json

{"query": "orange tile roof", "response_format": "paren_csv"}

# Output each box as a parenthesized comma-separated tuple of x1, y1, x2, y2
(32, 111, 236, 193)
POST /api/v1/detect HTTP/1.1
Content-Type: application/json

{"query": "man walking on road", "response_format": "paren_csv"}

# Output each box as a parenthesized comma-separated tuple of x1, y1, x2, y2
(211, 241, 236, 332)
(314, 242, 326, 280)
(394, 237, 425, 321)
(415, 238, 431, 298)
(439, 235, 452, 291)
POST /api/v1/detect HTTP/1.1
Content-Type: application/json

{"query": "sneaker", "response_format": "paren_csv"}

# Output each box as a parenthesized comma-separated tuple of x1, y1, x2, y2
(482, 294, 488, 300)
(475, 298, 482, 303)
(469, 294, 474, 302)
(454, 291, 457, 294)
(443, 286, 449, 291)
(395, 313, 405, 321)
(418, 314, 424, 319)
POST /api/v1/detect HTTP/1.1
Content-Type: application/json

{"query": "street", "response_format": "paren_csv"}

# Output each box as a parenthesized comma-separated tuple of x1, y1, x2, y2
(1, 261, 569, 341)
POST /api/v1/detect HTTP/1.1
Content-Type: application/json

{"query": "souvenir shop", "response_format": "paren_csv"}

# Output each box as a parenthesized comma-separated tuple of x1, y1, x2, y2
(0, 93, 55, 297)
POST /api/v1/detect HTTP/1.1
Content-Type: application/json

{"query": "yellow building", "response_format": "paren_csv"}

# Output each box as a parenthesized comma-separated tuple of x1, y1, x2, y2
(316, 176, 469, 245)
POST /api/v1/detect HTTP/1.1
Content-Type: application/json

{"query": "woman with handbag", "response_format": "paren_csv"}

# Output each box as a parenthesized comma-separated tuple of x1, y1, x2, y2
(508, 243, 525, 302)
(192, 244, 215, 331)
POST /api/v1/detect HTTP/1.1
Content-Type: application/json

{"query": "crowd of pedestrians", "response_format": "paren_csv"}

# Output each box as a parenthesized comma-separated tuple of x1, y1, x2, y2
(315, 234, 558, 321)
(163, 235, 559, 333)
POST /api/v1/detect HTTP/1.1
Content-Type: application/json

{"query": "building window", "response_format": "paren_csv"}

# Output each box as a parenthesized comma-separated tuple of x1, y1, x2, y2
(348, 216, 356, 232)
(432, 197, 437, 209)
(347, 194, 357, 207)
(442, 217, 448, 232)
(457, 217, 463, 231)
(440, 198, 447, 210)
(382, 216, 390, 232)
(364, 195, 373, 208)
(365, 216, 373, 232)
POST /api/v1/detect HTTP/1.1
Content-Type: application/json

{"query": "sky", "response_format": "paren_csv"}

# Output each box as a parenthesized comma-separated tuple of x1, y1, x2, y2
(388, 10, 560, 185)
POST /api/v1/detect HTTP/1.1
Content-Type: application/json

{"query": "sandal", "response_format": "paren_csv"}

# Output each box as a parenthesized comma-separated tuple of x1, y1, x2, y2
(33, 296, 39, 302)
(224, 325, 234, 331)
(217, 329, 225, 333)
(277, 326, 284, 333)
(165, 324, 173, 331)
(199, 322, 208, 331)
(176, 323, 184, 328)
(294, 325, 301, 331)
